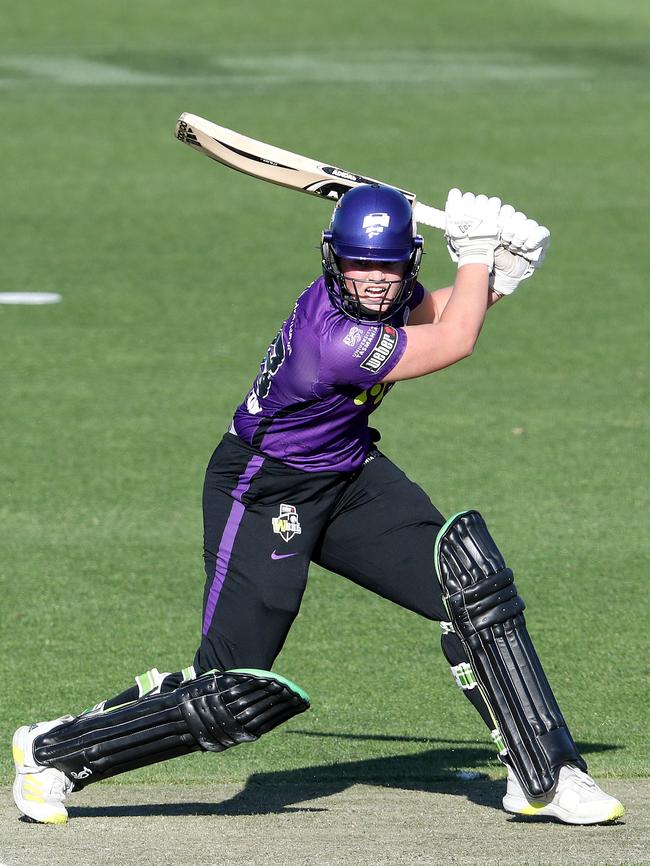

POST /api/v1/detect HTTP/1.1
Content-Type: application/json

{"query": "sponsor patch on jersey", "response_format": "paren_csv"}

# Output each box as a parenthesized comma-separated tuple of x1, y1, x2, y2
(343, 325, 364, 347)
(272, 503, 302, 543)
(353, 329, 375, 358)
(360, 325, 399, 372)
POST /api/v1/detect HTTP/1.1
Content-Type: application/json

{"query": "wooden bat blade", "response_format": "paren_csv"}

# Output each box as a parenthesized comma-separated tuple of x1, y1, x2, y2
(175, 112, 410, 202)
(175, 113, 446, 230)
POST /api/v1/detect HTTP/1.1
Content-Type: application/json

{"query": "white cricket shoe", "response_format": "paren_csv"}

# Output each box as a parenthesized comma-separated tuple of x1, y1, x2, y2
(12, 717, 74, 824)
(503, 763, 624, 825)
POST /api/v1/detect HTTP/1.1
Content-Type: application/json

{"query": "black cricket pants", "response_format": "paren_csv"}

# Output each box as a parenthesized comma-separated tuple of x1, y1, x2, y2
(193, 433, 447, 674)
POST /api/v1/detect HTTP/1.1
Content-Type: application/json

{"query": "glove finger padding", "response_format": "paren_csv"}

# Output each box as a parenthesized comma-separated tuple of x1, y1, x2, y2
(499, 206, 551, 263)
(445, 188, 502, 268)
(446, 187, 463, 211)
(519, 225, 551, 264)
(498, 203, 516, 226)
(500, 210, 528, 245)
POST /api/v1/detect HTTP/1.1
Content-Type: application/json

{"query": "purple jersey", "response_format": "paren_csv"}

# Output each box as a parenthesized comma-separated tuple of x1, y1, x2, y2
(232, 276, 425, 472)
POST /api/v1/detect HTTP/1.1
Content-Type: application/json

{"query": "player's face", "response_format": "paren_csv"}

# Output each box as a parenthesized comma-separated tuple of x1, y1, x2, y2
(340, 259, 407, 311)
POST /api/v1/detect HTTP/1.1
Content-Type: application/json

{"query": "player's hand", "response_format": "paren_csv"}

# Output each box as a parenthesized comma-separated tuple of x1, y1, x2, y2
(445, 189, 502, 268)
(490, 203, 551, 295)
(498, 204, 551, 265)
(490, 247, 535, 296)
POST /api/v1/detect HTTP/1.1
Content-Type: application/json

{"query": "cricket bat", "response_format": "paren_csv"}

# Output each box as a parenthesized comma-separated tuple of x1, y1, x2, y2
(175, 113, 446, 231)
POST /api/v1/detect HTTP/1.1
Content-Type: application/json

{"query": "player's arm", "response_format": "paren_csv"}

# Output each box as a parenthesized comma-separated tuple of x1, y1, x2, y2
(408, 284, 502, 325)
(382, 190, 501, 382)
(383, 263, 491, 381)
(384, 191, 551, 382)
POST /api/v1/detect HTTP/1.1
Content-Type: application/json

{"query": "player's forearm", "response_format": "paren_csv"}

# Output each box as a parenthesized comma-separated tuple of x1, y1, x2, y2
(431, 283, 501, 323)
(437, 263, 490, 353)
(382, 265, 490, 381)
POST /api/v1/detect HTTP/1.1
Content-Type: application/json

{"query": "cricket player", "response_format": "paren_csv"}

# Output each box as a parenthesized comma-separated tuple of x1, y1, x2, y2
(13, 186, 623, 825)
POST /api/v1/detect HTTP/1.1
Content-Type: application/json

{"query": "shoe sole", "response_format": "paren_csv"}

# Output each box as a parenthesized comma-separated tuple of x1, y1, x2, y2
(12, 726, 68, 825)
(503, 794, 625, 825)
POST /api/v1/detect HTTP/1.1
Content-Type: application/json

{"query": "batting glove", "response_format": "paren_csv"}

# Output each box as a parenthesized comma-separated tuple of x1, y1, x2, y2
(498, 204, 551, 265)
(490, 203, 551, 296)
(490, 247, 536, 296)
(445, 189, 502, 268)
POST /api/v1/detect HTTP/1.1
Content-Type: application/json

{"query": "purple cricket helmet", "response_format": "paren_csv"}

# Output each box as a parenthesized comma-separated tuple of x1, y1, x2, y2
(321, 183, 424, 322)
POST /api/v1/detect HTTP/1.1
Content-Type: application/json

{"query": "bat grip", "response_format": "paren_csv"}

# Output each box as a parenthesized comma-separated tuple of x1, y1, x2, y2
(413, 201, 446, 232)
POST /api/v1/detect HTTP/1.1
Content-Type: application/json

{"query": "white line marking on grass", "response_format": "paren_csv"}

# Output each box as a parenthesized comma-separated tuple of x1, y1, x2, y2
(0, 51, 593, 88)
(0, 55, 177, 86)
(216, 50, 592, 84)
(0, 292, 62, 305)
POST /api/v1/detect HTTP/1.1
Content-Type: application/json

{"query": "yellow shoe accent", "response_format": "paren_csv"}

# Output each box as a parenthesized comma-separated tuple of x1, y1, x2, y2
(518, 802, 546, 815)
(23, 774, 43, 788)
(23, 792, 46, 803)
(606, 803, 625, 821)
(12, 743, 25, 766)
(43, 813, 68, 825)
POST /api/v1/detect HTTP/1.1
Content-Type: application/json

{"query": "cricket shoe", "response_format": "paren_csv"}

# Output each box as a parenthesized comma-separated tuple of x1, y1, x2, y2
(503, 763, 624, 825)
(12, 717, 74, 824)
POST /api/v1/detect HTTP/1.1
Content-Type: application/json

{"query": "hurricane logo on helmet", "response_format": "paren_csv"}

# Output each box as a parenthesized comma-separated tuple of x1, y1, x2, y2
(362, 213, 390, 239)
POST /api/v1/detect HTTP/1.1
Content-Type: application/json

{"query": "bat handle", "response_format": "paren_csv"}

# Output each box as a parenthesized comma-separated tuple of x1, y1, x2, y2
(413, 201, 446, 232)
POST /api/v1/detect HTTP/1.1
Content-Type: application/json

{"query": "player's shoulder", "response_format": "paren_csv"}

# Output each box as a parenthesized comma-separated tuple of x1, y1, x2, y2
(294, 276, 346, 335)
(289, 276, 328, 327)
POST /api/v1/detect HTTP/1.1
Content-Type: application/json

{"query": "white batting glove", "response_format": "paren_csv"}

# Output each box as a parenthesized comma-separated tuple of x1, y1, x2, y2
(490, 247, 535, 296)
(498, 204, 551, 265)
(490, 203, 551, 295)
(445, 189, 502, 268)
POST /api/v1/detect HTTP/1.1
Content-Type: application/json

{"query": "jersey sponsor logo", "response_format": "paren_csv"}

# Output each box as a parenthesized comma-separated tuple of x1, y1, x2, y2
(271, 504, 302, 543)
(343, 325, 363, 347)
(360, 325, 398, 372)
(362, 212, 390, 238)
(352, 329, 375, 358)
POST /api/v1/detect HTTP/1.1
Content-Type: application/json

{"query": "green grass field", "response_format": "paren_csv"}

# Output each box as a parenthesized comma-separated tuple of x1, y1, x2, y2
(1, 0, 648, 798)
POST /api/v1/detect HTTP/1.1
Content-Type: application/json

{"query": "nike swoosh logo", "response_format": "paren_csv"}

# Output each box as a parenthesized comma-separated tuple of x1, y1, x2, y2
(271, 550, 299, 560)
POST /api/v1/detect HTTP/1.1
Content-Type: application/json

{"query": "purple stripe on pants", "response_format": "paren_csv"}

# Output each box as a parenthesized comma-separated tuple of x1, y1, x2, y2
(202, 454, 265, 636)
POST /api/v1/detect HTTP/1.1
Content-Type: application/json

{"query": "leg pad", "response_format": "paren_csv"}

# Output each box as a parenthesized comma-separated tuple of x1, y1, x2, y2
(436, 510, 585, 797)
(33, 669, 309, 788)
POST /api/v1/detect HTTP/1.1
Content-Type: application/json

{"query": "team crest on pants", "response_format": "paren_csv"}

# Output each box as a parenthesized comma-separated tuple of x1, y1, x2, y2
(272, 504, 302, 542)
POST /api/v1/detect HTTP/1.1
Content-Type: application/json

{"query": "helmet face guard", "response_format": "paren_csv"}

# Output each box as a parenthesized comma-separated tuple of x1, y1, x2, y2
(321, 184, 424, 323)
(321, 236, 423, 323)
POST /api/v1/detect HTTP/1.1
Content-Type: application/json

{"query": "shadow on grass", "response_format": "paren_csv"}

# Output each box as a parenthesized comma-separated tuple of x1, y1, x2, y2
(68, 734, 622, 820)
